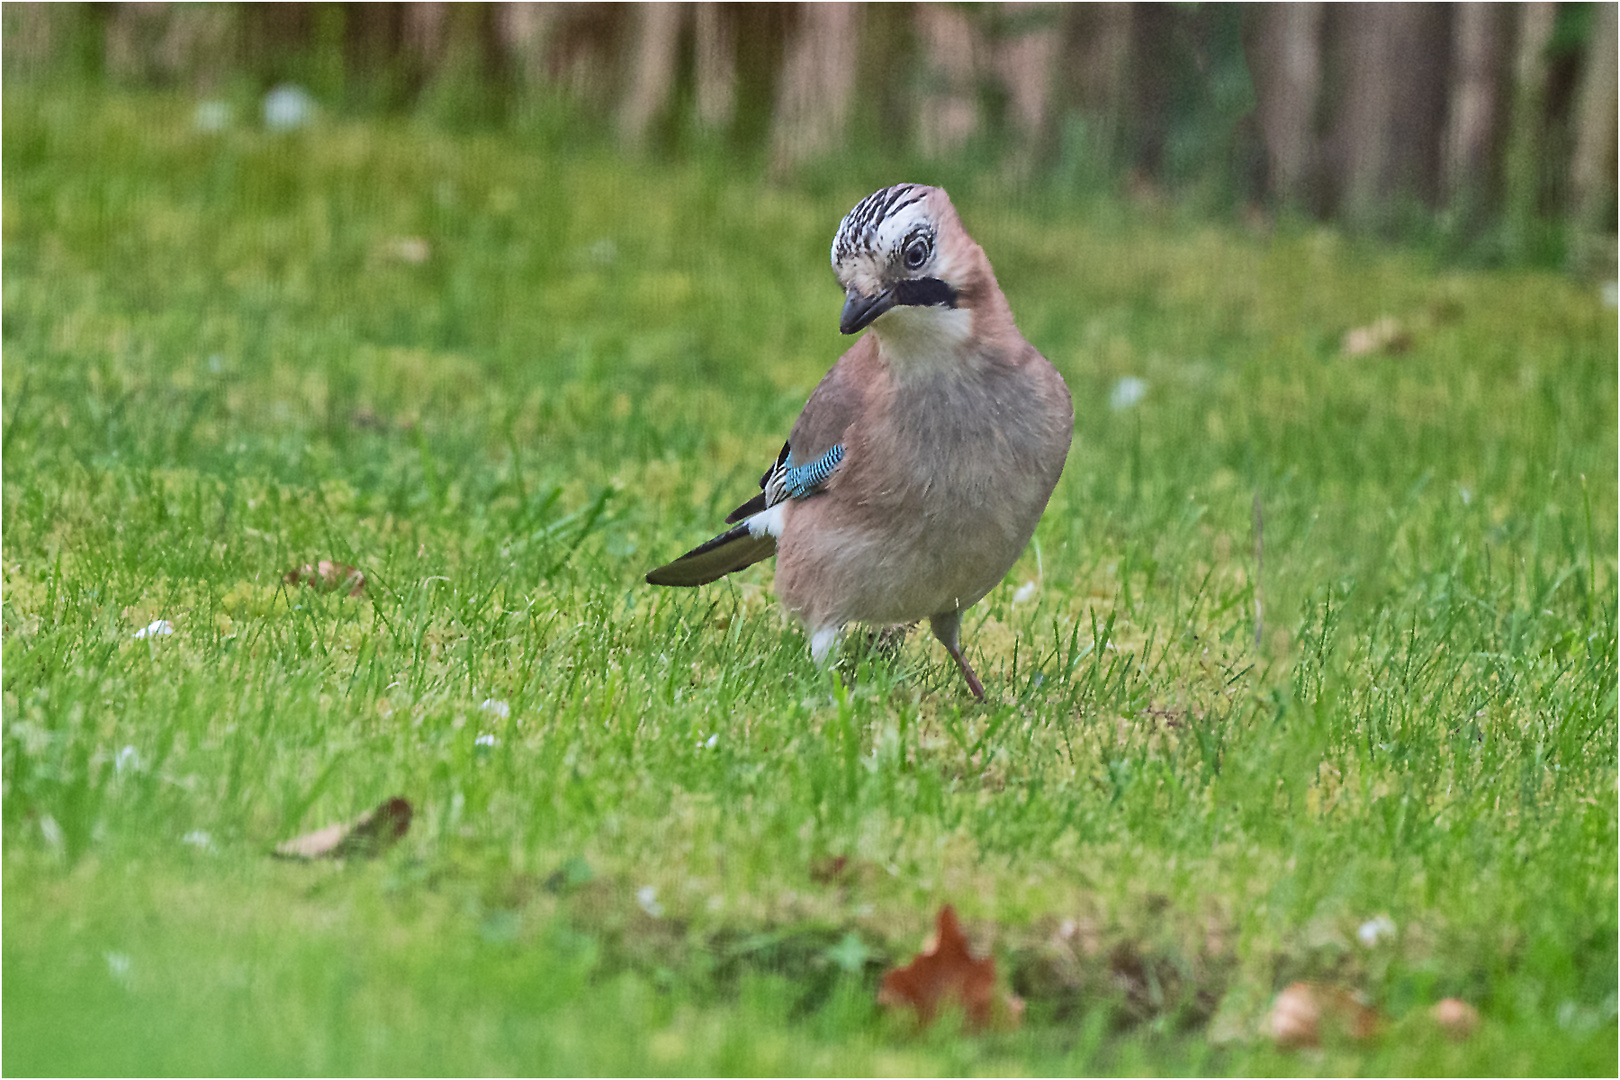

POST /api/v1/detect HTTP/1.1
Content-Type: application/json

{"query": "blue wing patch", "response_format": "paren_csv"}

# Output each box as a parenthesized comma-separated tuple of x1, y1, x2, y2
(781, 444, 844, 500)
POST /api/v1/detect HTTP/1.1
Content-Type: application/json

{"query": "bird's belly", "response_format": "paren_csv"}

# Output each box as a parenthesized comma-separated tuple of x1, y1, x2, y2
(774, 480, 1044, 628)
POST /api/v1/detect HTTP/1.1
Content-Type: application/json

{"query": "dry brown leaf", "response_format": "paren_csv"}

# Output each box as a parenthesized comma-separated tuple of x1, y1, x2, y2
(284, 560, 366, 597)
(1430, 997, 1479, 1040)
(878, 905, 1023, 1032)
(1341, 316, 1412, 358)
(273, 796, 412, 860)
(810, 855, 889, 895)
(1265, 981, 1381, 1048)
(809, 855, 850, 884)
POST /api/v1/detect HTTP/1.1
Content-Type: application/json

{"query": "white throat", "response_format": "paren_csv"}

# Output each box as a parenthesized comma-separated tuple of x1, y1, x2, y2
(871, 305, 975, 380)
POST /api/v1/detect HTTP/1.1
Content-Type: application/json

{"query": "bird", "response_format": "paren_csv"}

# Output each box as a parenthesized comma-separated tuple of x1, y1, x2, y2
(646, 184, 1072, 699)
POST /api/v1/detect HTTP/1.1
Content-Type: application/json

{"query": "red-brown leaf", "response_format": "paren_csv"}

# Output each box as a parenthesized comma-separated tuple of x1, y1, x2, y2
(1265, 981, 1381, 1048)
(878, 905, 1023, 1032)
(273, 796, 412, 860)
(284, 560, 366, 597)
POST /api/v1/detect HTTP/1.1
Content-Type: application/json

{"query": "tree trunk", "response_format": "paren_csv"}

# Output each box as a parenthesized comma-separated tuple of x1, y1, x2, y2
(496, 3, 558, 92)
(1323, 3, 1451, 227)
(1054, 4, 1132, 176)
(1245, 2, 1325, 207)
(1500, 2, 1558, 247)
(694, 3, 737, 133)
(104, 1, 235, 88)
(770, 3, 859, 172)
(1125, 2, 1179, 182)
(403, 3, 447, 68)
(993, 3, 1060, 153)
(2, 3, 60, 83)
(1570, 0, 1618, 248)
(916, 3, 984, 157)
(1442, 3, 1509, 216)
(619, 2, 684, 149)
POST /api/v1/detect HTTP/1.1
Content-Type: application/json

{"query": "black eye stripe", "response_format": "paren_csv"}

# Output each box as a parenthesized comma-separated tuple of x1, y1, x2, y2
(892, 277, 957, 309)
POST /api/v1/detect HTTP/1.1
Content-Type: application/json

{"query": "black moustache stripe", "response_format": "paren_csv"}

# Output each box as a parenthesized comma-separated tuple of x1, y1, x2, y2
(892, 277, 958, 309)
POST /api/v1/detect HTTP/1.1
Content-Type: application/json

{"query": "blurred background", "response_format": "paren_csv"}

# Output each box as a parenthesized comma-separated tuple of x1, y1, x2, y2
(5, 2, 1615, 270)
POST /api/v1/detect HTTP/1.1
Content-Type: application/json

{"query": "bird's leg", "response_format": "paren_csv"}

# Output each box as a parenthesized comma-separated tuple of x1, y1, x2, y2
(928, 612, 986, 701)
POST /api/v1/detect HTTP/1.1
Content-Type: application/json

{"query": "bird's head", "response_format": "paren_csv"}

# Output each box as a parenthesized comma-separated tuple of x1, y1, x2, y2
(831, 184, 998, 343)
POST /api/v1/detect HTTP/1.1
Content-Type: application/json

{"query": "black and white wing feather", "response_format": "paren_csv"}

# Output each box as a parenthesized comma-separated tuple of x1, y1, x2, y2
(645, 441, 846, 587)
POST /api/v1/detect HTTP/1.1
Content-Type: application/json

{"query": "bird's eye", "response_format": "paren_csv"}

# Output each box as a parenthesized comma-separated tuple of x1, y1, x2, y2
(903, 239, 930, 270)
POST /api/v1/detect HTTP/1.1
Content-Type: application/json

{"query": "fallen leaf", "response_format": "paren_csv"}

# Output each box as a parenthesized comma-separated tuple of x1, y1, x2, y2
(1430, 997, 1479, 1040)
(1265, 981, 1380, 1048)
(284, 560, 366, 597)
(809, 855, 850, 884)
(273, 796, 412, 860)
(809, 854, 886, 892)
(1341, 316, 1412, 358)
(878, 905, 1023, 1032)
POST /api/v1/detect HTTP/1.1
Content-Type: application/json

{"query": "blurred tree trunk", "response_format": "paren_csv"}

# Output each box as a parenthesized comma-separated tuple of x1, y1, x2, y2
(403, 3, 446, 68)
(1501, 2, 1558, 248)
(1443, 3, 1510, 218)
(415, 2, 504, 122)
(1055, 4, 1133, 173)
(619, 2, 683, 148)
(1323, 4, 1451, 227)
(1126, 2, 1177, 182)
(916, 3, 984, 157)
(1245, 2, 1325, 208)
(992, 3, 1060, 165)
(1, 4, 53, 82)
(694, 3, 736, 134)
(105, 1, 235, 88)
(1569, 0, 1618, 249)
(495, 3, 556, 92)
(770, 3, 859, 173)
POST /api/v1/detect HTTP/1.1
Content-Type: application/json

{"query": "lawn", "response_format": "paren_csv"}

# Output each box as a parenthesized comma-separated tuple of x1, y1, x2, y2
(3, 88, 1616, 1075)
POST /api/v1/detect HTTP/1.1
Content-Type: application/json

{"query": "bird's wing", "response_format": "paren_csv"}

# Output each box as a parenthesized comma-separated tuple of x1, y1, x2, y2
(721, 338, 874, 524)
(646, 339, 876, 588)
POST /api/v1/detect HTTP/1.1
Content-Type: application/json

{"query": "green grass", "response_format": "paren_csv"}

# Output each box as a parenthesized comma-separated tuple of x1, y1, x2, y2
(4, 88, 1616, 1075)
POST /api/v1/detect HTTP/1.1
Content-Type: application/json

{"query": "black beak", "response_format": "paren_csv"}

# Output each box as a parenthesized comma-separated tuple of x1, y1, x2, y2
(839, 289, 895, 335)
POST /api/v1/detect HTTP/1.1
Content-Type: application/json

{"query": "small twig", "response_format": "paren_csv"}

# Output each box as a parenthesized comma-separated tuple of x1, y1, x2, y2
(1252, 491, 1265, 653)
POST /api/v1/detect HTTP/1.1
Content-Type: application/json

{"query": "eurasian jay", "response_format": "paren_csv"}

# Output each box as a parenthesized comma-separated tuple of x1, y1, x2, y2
(647, 184, 1073, 699)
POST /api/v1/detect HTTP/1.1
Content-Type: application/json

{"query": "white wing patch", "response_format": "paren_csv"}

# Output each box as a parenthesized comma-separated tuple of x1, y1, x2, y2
(747, 502, 787, 539)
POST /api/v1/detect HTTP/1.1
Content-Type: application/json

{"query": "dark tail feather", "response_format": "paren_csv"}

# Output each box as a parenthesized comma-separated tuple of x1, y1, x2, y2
(645, 523, 776, 586)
